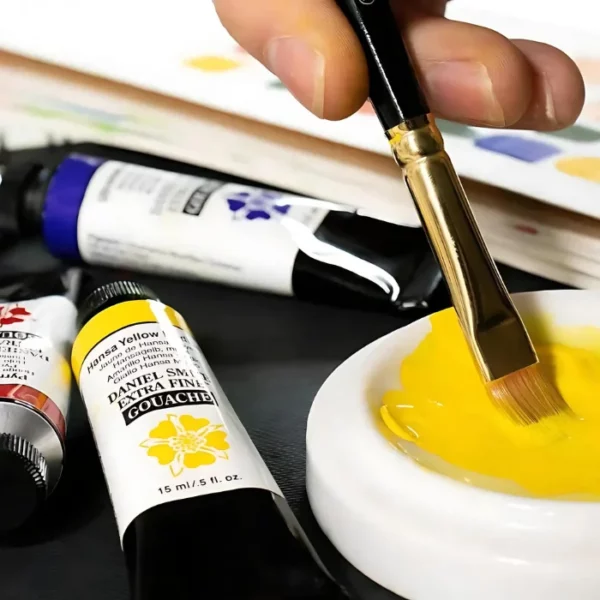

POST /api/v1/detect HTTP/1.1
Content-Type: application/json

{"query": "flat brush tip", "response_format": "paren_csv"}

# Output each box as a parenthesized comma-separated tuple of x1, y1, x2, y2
(486, 363, 571, 426)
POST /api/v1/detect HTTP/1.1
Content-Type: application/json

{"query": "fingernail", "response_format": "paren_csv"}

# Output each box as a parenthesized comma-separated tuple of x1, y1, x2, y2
(541, 73, 558, 125)
(265, 37, 326, 118)
(424, 61, 505, 126)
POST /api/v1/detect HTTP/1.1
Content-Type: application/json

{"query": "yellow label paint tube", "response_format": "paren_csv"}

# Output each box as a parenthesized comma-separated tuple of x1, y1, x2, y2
(71, 281, 348, 599)
(0, 268, 81, 532)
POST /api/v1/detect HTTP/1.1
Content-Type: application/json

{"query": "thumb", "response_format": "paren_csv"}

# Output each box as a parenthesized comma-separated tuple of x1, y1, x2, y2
(213, 0, 369, 120)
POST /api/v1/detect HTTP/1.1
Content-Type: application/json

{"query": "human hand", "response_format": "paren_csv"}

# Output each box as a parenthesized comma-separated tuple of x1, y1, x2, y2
(214, 0, 585, 130)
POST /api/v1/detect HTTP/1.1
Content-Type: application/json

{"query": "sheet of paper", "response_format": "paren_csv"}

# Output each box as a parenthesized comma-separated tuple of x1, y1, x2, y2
(1, 1, 599, 221)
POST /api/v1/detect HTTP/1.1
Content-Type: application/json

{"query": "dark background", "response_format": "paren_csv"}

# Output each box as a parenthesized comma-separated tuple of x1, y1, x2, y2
(0, 240, 568, 600)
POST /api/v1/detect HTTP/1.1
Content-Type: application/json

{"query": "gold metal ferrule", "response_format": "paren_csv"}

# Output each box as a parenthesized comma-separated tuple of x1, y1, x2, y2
(387, 115, 537, 382)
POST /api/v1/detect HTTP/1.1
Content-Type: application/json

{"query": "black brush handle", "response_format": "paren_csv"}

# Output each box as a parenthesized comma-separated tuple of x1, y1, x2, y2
(337, 0, 429, 129)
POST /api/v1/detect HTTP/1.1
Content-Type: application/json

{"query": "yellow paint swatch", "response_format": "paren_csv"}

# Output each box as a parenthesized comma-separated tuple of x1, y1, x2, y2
(556, 157, 600, 183)
(184, 55, 241, 72)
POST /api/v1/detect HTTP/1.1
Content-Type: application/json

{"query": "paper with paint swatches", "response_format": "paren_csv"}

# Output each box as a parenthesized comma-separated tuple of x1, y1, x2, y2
(183, 45, 600, 178)
(2, 0, 600, 220)
(438, 122, 600, 183)
(161, 50, 600, 213)
(151, 3, 600, 221)
(182, 39, 600, 214)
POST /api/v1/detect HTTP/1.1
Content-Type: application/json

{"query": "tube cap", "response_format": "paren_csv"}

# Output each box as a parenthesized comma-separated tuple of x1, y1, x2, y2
(0, 162, 41, 248)
(0, 434, 48, 533)
(77, 281, 159, 329)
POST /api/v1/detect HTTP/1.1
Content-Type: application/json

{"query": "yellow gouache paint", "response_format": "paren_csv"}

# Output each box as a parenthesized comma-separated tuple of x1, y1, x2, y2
(555, 157, 600, 184)
(381, 308, 600, 500)
(184, 55, 241, 72)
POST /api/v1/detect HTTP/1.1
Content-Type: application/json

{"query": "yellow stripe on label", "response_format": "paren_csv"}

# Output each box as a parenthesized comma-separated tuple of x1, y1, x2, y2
(71, 300, 189, 382)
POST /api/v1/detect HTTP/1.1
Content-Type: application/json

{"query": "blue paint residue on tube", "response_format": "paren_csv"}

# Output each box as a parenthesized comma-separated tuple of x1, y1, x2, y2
(43, 154, 105, 260)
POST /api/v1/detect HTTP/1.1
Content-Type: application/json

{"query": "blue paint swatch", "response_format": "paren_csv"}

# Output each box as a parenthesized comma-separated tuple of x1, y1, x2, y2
(475, 135, 561, 162)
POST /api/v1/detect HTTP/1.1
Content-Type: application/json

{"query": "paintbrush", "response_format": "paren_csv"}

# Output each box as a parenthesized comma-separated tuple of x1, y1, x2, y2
(337, 0, 569, 425)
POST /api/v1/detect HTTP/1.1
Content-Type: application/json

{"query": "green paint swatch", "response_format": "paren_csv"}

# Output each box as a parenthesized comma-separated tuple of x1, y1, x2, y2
(436, 119, 476, 138)
(268, 79, 287, 90)
(545, 124, 600, 143)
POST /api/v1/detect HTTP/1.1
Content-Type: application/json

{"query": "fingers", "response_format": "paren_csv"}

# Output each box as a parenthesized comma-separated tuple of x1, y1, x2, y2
(398, 14, 532, 127)
(509, 40, 585, 130)
(397, 11, 584, 129)
(214, 0, 585, 130)
(213, 0, 368, 120)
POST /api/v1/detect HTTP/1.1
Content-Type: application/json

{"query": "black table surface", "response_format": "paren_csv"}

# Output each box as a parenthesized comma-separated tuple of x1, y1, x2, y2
(0, 241, 569, 600)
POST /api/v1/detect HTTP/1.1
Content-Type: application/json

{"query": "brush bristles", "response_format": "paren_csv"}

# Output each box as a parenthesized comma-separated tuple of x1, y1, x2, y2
(486, 363, 571, 426)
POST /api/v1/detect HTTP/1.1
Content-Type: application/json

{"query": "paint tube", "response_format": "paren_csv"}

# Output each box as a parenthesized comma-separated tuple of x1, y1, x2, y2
(71, 281, 349, 599)
(2, 142, 447, 313)
(0, 268, 81, 532)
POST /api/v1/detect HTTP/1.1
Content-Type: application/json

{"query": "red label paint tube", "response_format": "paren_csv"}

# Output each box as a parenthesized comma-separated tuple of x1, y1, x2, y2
(0, 268, 81, 532)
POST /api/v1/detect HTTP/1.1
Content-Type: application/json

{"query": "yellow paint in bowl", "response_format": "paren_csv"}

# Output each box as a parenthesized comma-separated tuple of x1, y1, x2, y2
(184, 55, 241, 72)
(381, 308, 600, 499)
(555, 156, 600, 184)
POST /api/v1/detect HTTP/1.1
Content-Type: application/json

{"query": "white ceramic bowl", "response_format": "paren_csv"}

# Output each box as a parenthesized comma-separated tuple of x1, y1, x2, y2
(306, 290, 600, 600)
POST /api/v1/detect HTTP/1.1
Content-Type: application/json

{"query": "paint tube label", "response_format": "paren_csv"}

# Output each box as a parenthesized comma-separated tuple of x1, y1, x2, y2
(0, 296, 76, 440)
(76, 160, 329, 295)
(71, 299, 282, 543)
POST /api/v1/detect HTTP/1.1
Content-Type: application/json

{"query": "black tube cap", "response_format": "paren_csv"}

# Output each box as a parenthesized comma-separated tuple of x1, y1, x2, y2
(77, 281, 159, 329)
(0, 162, 42, 249)
(0, 434, 48, 533)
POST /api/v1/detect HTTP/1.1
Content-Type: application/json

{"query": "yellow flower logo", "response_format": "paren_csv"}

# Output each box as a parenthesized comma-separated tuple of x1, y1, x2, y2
(140, 414, 229, 477)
